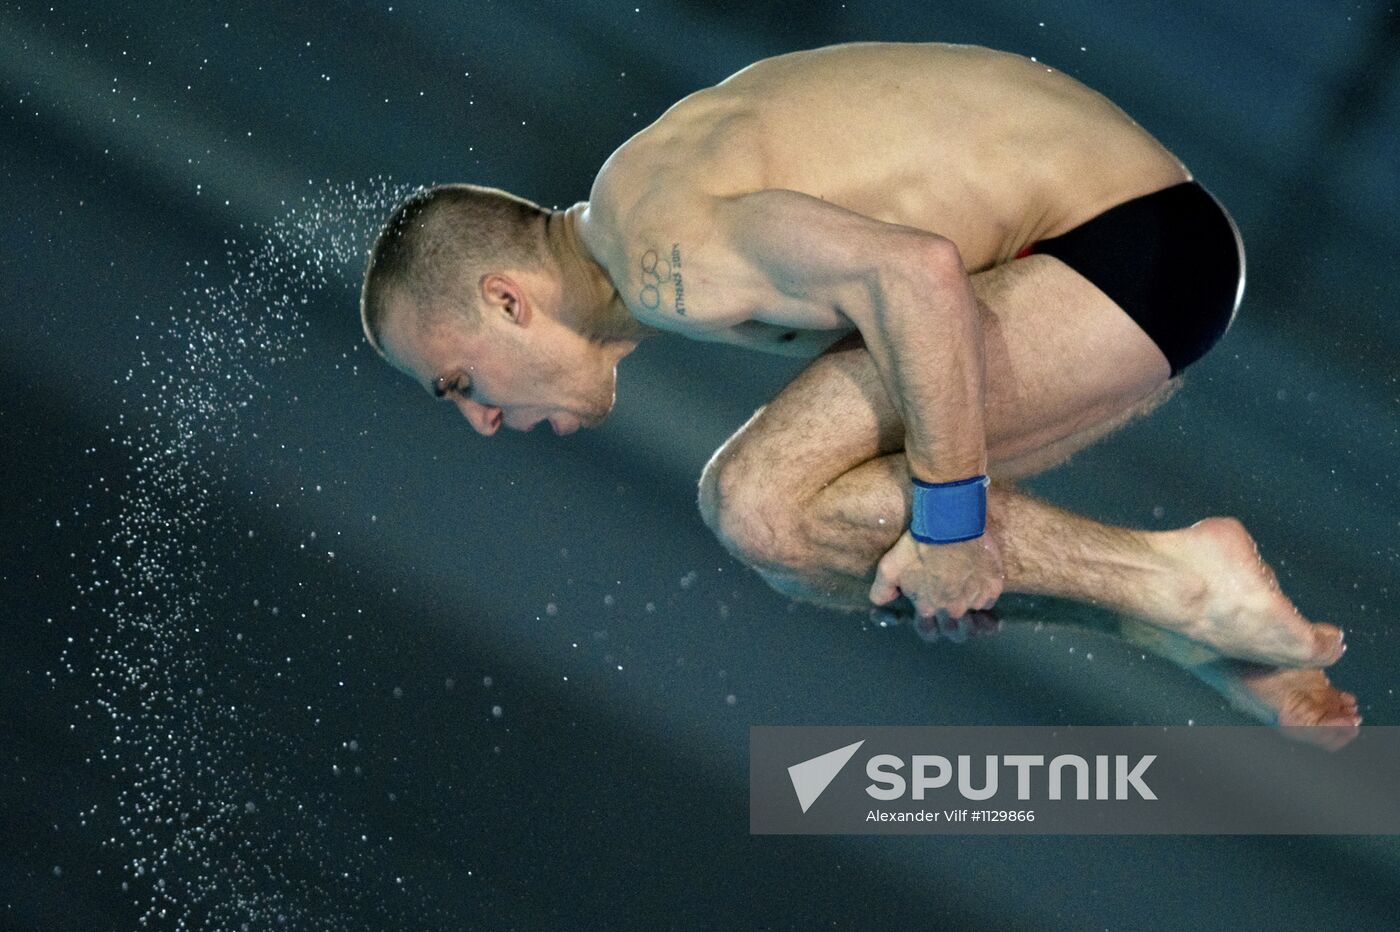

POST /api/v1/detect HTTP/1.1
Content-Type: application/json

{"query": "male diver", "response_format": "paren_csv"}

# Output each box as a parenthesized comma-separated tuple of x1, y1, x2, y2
(359, 43, 1360, 738)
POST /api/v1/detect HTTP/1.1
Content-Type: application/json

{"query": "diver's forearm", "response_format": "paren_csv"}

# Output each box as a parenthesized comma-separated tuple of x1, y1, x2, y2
(855, 242, 987, 483)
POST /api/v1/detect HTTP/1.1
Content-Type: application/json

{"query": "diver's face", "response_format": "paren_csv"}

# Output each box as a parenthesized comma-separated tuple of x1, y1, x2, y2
(381, 309, 617, 437)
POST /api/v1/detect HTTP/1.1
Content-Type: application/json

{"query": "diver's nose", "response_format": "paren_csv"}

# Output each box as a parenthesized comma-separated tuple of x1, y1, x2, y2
(457, 398, 502, 436)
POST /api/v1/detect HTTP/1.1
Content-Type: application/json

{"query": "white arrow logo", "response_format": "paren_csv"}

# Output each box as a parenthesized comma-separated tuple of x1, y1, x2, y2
(787, 740, 865, 813)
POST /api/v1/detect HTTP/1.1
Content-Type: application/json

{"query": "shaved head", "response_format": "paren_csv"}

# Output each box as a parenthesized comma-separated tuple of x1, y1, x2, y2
(359, 183, 550, 356)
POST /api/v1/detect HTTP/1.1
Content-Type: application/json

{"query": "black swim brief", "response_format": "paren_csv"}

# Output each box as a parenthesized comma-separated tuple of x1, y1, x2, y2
(1019, 181, 1245, 377)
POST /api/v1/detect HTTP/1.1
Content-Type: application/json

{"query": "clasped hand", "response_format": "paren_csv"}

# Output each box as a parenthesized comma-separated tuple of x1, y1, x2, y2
(869, 530, 1004, 621)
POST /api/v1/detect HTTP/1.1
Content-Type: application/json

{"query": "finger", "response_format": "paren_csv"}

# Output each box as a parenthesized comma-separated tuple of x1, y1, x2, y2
(914, 593, 940, 622)
(970, 609, 1003, 634)
(940, 610, 970, 644)
(869, 570, 900, 606)
(912, 614, 941, 643)
(873, 551, 907, 601)
(869, 607, 904, 628)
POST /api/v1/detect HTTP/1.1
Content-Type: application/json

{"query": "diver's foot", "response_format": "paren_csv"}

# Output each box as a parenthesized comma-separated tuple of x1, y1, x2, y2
(871, 605, 1002, 644)
(1192, 659, 1362, 750)
(1157, 517, 1346, 667)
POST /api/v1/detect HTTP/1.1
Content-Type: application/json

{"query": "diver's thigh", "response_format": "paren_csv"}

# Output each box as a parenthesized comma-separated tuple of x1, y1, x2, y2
(970, 253, 1173, 462)
(991, 375, 1183, 481)
(711, 253, 1174, 494)
(701, 331, 893, 498)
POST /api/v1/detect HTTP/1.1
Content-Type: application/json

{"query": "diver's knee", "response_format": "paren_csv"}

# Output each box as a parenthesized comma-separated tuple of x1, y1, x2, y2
(698, 446, 807, 571)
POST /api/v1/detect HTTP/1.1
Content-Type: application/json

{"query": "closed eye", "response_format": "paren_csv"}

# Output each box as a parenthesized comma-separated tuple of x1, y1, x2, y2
(430, 376, 471, 401)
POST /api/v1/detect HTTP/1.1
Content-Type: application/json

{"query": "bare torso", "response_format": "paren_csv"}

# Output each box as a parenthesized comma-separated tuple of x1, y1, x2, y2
(581, 42, 1189, 356)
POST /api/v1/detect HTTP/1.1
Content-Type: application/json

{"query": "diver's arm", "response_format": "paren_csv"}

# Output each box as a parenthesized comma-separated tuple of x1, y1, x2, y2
(687, 187, 1000, 620)
(604, 185, 1000, 618)
(706, 188, 987, 484)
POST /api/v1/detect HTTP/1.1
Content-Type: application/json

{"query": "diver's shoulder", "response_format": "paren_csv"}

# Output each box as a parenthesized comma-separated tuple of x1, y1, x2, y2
(579, 187, 716, 308)
(579, 148, 715, 316)
(587, 135, 719, 242)
(588, 137, 664, 230)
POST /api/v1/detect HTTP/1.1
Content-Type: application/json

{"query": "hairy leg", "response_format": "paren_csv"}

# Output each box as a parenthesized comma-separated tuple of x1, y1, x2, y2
(992, 376, 1181, 480)
(700, 255, 1343, 667)
(772, 455, 1342, 667)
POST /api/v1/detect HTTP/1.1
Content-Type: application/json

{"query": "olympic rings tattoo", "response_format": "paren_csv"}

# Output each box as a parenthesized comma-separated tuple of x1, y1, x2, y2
(637, 248, 671, 311)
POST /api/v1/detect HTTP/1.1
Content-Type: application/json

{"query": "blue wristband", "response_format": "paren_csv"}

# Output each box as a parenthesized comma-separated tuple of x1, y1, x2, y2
(910, 475, 989, 544)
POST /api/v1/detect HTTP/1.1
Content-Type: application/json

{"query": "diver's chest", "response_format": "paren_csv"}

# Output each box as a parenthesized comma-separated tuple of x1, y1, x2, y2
(697, 319, 850, 358)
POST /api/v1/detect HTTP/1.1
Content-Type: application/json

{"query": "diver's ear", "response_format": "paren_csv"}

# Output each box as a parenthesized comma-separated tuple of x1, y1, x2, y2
(479, 273, 531, 327)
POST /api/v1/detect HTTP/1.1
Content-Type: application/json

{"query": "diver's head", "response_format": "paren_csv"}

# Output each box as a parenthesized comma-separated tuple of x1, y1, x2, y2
(360, 183, 635, 437)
